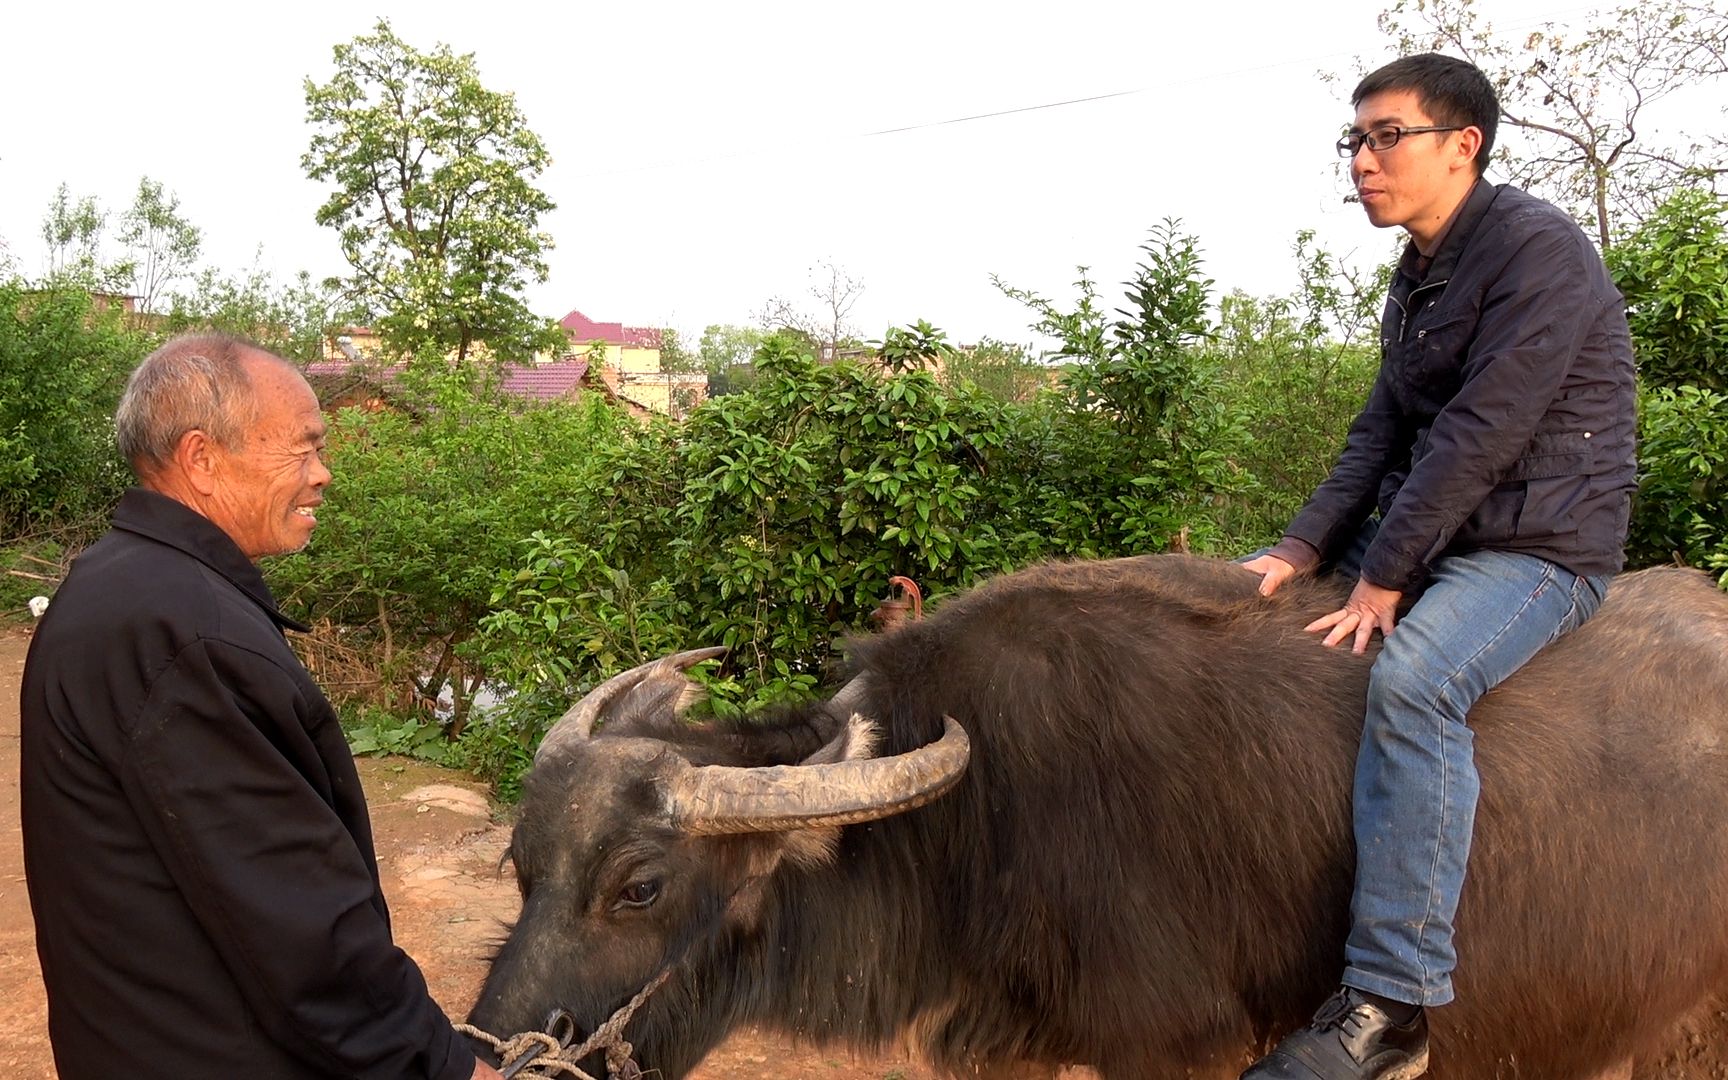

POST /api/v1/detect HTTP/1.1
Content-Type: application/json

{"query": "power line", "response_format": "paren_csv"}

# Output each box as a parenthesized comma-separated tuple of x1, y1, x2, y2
(861, 87, 1146, 138)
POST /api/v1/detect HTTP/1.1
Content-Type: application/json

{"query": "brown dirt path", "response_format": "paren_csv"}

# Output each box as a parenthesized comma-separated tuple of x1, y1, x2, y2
(4, 628, 1728, 1078)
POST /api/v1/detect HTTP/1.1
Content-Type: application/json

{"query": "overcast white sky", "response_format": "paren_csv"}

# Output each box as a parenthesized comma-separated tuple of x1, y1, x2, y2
(1, 0, 1708, 349)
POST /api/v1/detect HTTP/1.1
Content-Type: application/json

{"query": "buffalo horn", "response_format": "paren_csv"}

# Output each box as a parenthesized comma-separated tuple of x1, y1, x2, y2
(536, 647, 728, 763)
(664, 716, 970, 835)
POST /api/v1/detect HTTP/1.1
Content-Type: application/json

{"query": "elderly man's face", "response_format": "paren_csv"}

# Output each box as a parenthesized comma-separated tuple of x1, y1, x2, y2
(207, 358, 330, 559)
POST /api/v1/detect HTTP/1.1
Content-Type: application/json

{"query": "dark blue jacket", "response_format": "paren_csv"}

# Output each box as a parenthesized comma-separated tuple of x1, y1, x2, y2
(21, 489, 475, 1080)
(1285, 181, 1637, 591)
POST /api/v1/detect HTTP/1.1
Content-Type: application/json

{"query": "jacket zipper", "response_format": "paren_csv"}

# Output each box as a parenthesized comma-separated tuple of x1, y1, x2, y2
(1394, 277, 1451, 343)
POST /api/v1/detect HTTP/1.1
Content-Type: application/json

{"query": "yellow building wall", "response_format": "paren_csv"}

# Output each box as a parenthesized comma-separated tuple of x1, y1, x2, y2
(619, 345, 662, 373)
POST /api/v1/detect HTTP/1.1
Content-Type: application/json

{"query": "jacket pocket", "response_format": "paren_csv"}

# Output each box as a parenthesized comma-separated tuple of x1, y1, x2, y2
(1503, 430, 1593, 482)
(1516, 474, 1591, 540)
(1393, 313, 1474, 403)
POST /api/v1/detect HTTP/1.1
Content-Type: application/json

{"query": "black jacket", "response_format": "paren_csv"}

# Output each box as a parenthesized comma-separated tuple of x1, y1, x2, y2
(1285, 181, 1637, 591)
(21, 489, 475, 1080)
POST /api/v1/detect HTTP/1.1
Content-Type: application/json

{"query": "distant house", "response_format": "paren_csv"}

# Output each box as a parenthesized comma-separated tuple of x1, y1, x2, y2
(560, 309, 707, 418)
(560, 310, 663, 371)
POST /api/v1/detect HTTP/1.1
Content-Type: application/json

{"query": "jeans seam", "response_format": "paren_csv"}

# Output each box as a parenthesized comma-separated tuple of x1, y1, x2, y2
(1409, 557, 1557, 997)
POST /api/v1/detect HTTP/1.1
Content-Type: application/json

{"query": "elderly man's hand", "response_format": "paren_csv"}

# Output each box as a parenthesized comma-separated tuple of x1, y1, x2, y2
(1241, 554, 1298, 597)
(471, 1059, 504, 1079)
(1305, 576, 1402, 654)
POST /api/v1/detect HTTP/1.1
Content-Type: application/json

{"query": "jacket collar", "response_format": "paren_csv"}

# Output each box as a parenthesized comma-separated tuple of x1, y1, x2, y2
(1398, 178, 1502, 288)
(111, 488, 311, 633)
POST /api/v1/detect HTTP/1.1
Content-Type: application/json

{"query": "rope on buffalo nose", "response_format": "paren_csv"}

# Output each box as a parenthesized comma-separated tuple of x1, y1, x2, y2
(456, 968, 672, 1079)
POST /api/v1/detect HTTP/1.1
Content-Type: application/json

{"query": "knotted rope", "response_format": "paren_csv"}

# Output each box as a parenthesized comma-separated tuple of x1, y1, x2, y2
(456, 968, 672, 1079)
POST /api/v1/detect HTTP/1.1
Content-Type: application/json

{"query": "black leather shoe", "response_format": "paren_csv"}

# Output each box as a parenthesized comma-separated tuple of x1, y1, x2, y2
(1241, 988, 1429, 1079)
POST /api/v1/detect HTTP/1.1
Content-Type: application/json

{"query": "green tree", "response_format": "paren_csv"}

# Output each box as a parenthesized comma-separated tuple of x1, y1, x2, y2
(1603, 186, 1728, 581)
(267, 368, 631, 735)
(302, 20, 563, 363)
(1207, 232, 1386, 541)
(994, 221, 1248, 554)
(40, 184, 131, 290)
(697, 323, 765, 372)
(1626, 384, 1728, 579)
(1001, 220, 1216, 443)
(657, 327, 698, 373)
(1373, 0, 1728, 246)
(697, 323, 765, 394)
(118, 177, 202, 315)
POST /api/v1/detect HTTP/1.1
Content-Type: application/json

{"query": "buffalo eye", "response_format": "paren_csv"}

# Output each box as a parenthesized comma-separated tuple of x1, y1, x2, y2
(616, 879, 661, 910)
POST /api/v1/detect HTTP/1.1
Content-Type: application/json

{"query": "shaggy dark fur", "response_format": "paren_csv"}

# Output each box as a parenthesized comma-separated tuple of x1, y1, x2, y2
(469, 555, 1728, 1079)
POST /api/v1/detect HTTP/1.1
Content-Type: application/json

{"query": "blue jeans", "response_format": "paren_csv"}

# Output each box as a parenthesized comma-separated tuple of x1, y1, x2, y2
(1335, 533, 1608, 1007)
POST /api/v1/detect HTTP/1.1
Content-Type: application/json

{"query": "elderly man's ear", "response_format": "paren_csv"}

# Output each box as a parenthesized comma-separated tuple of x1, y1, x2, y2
(171, 429, 221, 498)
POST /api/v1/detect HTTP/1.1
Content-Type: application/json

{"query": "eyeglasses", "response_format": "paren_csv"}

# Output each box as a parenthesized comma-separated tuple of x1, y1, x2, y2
(1336, 125, 1465, 158)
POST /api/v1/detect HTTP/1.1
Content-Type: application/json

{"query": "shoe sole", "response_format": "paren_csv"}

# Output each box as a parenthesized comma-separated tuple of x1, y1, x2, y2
(1380, 1048, 1431, 1080)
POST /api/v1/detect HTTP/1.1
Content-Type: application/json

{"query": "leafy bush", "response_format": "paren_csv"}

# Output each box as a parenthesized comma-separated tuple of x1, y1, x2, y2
(937, 337, 1050, 404)
(342, 704, 460, 765)
(1628, 384, 1728, 583)
(0, 280, 152, 534)
(1606, 187, 1728, 392)
(266, 361, 632, 733)
(476, 335, 1020, 725)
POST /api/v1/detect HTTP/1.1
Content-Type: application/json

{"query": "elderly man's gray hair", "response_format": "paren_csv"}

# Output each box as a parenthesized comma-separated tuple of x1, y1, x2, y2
(114, 334, 290, 476)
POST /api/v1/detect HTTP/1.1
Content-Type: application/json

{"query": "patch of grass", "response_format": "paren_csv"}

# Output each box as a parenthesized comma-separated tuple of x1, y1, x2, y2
(0, 538, 70, 627)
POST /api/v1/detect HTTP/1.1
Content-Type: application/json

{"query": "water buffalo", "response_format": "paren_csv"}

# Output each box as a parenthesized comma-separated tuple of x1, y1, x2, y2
(468, 555, 1728, 1079)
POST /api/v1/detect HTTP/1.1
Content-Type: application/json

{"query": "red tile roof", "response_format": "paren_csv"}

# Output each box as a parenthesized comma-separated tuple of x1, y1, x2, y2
(498, 360, 589, 400)
(559, 309, 663, 349)
(304, 359, 591, 402)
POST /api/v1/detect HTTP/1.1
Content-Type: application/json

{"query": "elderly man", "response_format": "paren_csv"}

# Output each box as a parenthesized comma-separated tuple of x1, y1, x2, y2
(1240, 54, 1636, 1079)
(21, 334, 501, 1079)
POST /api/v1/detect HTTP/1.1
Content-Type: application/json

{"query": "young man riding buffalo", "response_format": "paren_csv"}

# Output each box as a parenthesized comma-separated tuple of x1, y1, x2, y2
(1240, 53, 1637, 1080)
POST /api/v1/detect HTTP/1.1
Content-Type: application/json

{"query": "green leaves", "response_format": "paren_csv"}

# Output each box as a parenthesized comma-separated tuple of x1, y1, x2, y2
(1606, 187, 1728, 392)
(874, 319, 956, 374)
(0, 281, 148, 533)
(1628, 384, 1728, 578)
(989, 221, 1251, 557)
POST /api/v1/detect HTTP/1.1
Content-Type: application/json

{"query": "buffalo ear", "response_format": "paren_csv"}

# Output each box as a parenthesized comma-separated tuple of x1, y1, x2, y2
(773, 714, 880, 868)
(798, 712, 880, 766)
(719, 714, 885, 902)
(599, 674, 708, 740)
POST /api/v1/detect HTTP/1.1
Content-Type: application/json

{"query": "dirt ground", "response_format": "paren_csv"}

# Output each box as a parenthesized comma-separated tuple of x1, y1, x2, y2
(3, 628, 1728, 1078)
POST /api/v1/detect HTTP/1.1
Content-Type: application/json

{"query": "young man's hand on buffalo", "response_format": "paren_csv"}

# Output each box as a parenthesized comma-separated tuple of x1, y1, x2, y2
(1306, 577, 1403, 654)
(1241, 553, 1299, 597)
